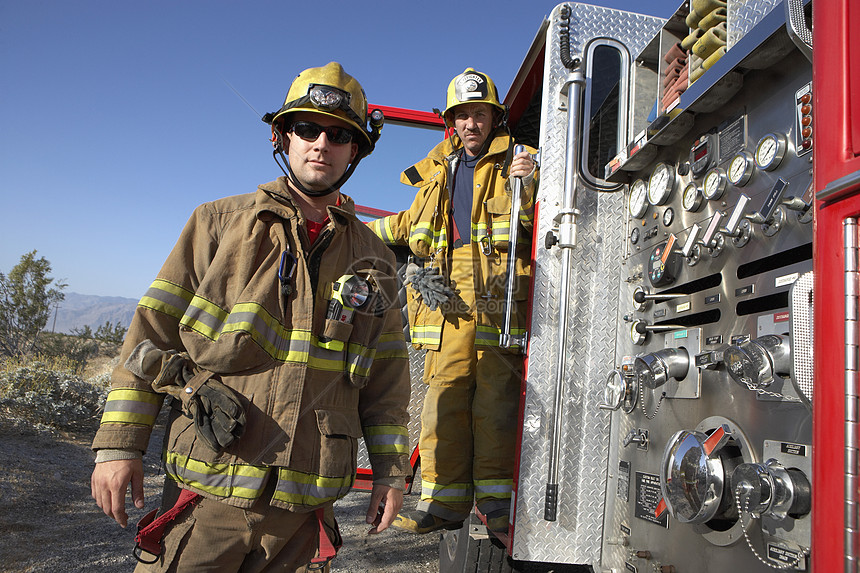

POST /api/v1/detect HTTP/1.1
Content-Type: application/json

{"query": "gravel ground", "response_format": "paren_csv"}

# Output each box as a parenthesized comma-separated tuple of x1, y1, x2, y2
(0, 416, 438, 573)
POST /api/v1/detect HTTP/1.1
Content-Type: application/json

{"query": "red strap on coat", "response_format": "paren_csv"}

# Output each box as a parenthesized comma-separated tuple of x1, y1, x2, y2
(310, 507, 341, 567)
(134, 489, 201, 563)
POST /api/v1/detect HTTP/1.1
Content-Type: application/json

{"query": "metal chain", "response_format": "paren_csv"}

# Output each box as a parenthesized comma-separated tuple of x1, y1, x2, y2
(739, 377, 802, 403)
(734, 485, 804, 570)
(641, 390, 666, 420)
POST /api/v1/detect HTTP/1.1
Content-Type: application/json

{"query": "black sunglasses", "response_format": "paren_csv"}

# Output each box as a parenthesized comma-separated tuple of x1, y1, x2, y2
(290, 121, 354, 145)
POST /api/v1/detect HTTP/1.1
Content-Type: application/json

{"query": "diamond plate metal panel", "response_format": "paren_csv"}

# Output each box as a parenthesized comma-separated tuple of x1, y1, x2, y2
(728, 0, 783, 48)
(511, 3, 664, 565)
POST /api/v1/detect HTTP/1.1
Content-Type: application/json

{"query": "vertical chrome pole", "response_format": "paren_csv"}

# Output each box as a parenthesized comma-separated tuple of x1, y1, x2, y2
(500, 144, 526, 349)
(545, 65, 584, 521)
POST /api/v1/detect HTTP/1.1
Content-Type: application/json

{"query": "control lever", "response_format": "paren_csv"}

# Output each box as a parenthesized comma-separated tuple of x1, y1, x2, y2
(701, 211, 725, 257)
(783, 196, 809, 211)
(720, 195, 753, 247)
(747, 178, 789, 236)
(622, 428, 649, 449)
(633, 320, 685, 336)
(632, 286, 684, 310)
(681, 224, 700, 258)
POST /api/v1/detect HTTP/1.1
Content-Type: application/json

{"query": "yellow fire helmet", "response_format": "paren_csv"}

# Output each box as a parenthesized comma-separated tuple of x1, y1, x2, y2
(263, 62, 383, 195)
(442, 68, 507, 123)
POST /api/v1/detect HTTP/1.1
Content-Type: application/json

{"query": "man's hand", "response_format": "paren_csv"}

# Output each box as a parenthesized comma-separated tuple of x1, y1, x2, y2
(365, 484, 403, 534)
(509, 150, 535, 178)
(91, 458, 144, 528)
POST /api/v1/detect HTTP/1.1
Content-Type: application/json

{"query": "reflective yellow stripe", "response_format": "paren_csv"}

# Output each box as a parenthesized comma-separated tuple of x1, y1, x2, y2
(421, 480, 473, 503)
(374, 331, 409, 359)
(138, 279, 194, 320)
(273, 468, 354, 506)
(410, 324, 442, 346)
(475, 325, 526, 348)
(410, 224, 448, 251)
(99, 388, 162, 426)
(474, 479, 513, 501)
(363, 425, 409, 454)
(165, 451, 269, 499)
(371, 216, 397, 245)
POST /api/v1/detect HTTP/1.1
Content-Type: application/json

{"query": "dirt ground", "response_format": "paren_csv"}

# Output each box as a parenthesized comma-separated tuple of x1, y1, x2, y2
(0, 416, 439, 573)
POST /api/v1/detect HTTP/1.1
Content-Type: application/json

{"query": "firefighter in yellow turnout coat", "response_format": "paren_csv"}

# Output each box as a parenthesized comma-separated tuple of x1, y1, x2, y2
(370, 68, 537, 534)
(91, 63, 411, 571)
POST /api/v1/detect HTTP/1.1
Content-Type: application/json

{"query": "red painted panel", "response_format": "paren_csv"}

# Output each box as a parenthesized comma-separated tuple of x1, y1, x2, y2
(813, 1, 860, 569)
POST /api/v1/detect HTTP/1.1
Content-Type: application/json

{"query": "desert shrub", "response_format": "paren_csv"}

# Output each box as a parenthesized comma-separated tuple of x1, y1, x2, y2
(0, 356, 110, 432)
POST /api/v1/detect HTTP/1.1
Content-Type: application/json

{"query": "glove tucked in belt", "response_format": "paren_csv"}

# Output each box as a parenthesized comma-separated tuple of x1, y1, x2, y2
(125, 340, 247, 452)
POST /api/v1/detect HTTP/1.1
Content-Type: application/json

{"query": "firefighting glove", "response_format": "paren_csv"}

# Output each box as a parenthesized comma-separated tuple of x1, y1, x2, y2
(125, 340, 246, 453)
(405, 263, 455, 311)
(184, 377, 246, 453)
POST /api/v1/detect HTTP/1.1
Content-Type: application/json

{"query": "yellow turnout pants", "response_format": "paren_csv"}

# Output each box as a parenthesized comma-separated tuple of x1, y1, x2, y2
(416, 247, 523, 521)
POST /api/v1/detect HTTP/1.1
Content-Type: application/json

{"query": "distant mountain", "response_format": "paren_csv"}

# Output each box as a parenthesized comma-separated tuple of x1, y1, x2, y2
(49, 292, 138, 334)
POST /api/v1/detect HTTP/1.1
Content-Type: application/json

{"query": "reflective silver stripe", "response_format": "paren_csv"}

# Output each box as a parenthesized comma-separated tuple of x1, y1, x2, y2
(363, 425, 409, 454)
(421, 480, 473, 502)
(273, 469, 354, 505)
(411, 325, 442, 345)
(182, 297, 229, 340)
(346, 343, 376, 376)
(474, 481, 513, 498)
(100, 388, 162, 426)
(165, 451, 269, 500)
(139, 280, 193, 319)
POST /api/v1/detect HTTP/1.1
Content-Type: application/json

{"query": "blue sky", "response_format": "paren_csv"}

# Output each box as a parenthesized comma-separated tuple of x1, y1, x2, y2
(1, 0, 681, 300)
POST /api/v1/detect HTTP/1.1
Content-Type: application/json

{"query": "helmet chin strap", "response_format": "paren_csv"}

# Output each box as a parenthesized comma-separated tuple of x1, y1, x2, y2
(271, 128, 361, 197)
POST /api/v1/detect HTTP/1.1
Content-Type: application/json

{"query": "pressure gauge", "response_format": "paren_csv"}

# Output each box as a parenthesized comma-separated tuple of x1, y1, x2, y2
(648, 162, 676, 206)
(628, 179, 649, 219)
(682, 182, 704, 212)
(755, 133, 788, 171)
(663, 207, 675, 227)
(728, 151, 755, 187)
(630, 227, 640, 245)
(703, 168, 727, 201)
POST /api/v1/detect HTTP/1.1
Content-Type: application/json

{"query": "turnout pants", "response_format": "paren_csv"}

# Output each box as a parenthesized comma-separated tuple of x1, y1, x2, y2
(416, 247, 524, 521)
(135, 478, 330, 573)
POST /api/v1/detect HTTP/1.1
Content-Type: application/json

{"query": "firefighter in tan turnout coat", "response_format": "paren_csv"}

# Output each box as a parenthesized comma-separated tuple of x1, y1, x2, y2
(90, 62, 411, 571)
(370, 68, 537, 534)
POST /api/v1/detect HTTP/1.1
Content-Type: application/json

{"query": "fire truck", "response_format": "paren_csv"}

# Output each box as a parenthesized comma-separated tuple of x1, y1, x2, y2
(358, 0, 859, 570)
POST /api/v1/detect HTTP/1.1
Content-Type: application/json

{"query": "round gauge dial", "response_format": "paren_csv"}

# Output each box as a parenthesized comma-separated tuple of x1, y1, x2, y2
(663, 207, 675, 227)
(648, 163, 676, 206)
(682, 183, 703, 212)
(703, 168, 727, 201)
(728, 151, 755, 187)
(630, 227, 640, 245)
(628, 179, 649, 219)
(754, 133, 787, 171)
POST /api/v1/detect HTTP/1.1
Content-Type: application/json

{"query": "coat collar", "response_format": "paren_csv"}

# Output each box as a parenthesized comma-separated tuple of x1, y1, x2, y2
(400, 130, 513, 188)
(256, 177, 357, 228)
